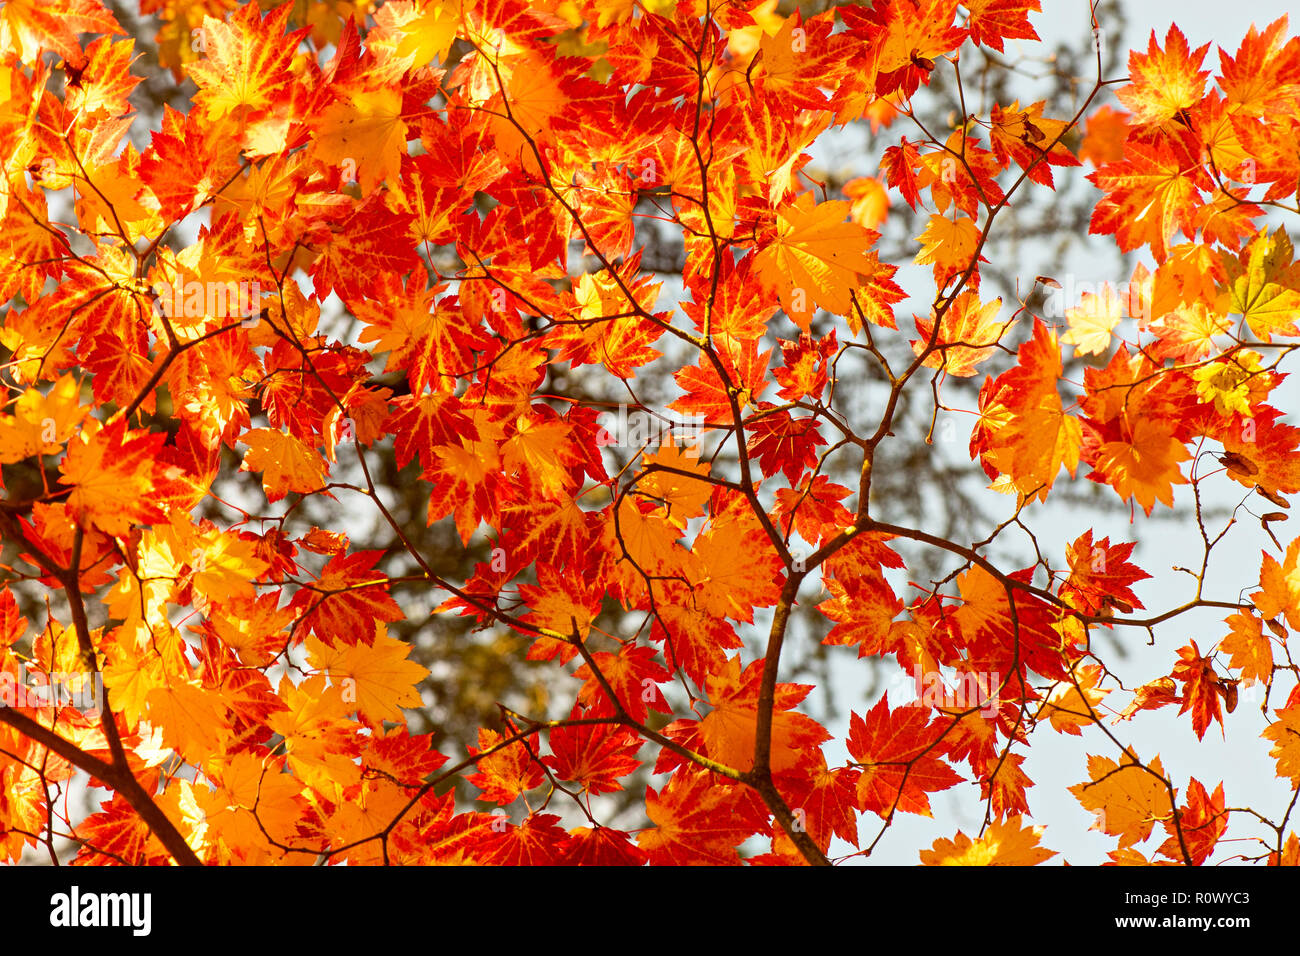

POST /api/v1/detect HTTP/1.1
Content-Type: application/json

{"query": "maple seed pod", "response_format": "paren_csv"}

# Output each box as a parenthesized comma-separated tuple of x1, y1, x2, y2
(1266, 618, 1288, 640)
(1262, 512, 1289, 523)
(1257, 485, 1289, 508)
(1102, 594, 1133, 615)
(1221, 680, 1239, 714)
(1216, 451, 1258, 476)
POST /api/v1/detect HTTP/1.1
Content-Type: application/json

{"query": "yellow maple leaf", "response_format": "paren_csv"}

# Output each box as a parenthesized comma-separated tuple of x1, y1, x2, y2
(1069, 750, 1172, 849)
(1218, 611, 1274, 687)
(199, 752, 305, 862)
(394, 0, 461, 65)
(306, 624, 428, 726)
(1062, 282, 1123, 356)
(269, 674, 363, 793)
(239, 427, 329, 502)
(914, 213, 979, 282)
(754, 191, 876, 331)
(145, 679, 230, 765)
(919, 814, 1057, 865)
(0, 373, 86, 464)
(1254, 536, 1300, 632)
(1191, 349, 1266, 417)
(639, 443, 712, 525)
(1044, 663, 1110, 734)
(1263, 706, 1300, 786)
(310, 86, 407, 194)
(501, 413, 576, 499)
(1093, 416, 1191, 514)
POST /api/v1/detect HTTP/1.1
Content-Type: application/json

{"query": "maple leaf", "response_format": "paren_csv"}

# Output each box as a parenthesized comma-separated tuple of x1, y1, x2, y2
(1255, 537, 1300, 631)
(1157, 778, 1226, 865)
(847, 696, 964, 818)
(752, 191, 878, 331)
(467, 728, 546, 805)
(919, 814, 1056, 865)
(1218, 611, 1274, 688)
(1263, 704, 1300, 786)
(914, 213, 980, 287)
(1044, 663, 1110, 735)
(637, 768, 768, 865)
(544, 718, 642, 795)
(1088, 138, 1205, 262)
(989, 99, 1080, 187)
(1220, 226, 1300, 342)
(559, 825, 647, 866)
(287, 550, 404, 648)
(239, 427, 330, 502)
(970, 319, 1081, 504)
(843, 176, 889, 231)
(1060, 530, 1150, 615)
(0, 0, 122, 66)
(1218, 16, 1300, 117)
(698, 656, 830, 774)
(1115, 25, 1211, 125)
(1079, 104, 1130, 166)
(1070, 751, 1173, 850)
(305, 625, 428, 726)
(310, 86, 409, 196)
(911, 290, 1007, 377)
(573, 643, 671, 724)
(1171, 640, 1225, 740)
(60, 419, 176, 537)
(1113, 677, 1180, 724)
(185, 3, 307, 122)
(1061, 282, 1123, 356)
(1091, 416, 1192, 515)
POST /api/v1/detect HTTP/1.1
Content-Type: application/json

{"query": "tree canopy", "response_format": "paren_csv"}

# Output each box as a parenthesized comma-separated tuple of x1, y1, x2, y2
(1, 0, 1299, 867)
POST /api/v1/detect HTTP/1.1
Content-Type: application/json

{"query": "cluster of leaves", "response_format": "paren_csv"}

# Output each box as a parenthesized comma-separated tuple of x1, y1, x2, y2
(1, 0, 1299, 866)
